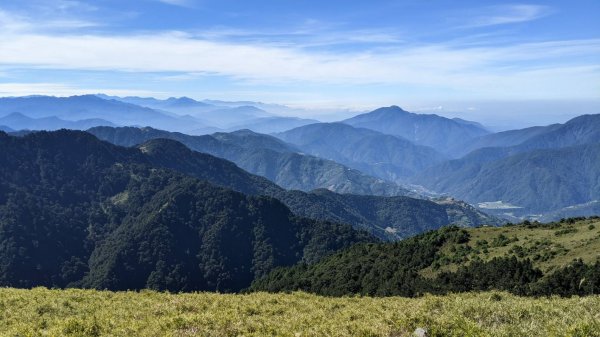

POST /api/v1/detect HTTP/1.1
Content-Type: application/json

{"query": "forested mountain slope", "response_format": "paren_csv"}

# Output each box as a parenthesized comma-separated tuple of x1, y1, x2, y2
(0, 130, 372, 291)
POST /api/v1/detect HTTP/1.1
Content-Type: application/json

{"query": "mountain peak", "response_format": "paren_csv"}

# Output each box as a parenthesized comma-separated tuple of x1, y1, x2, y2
(343, 105, 489, 153)
(1, 111, 30, 119)
(138, 138, 191, 156)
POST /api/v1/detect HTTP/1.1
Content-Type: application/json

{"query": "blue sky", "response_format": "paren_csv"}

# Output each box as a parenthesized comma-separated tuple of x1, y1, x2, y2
(0, 0, 599, 127)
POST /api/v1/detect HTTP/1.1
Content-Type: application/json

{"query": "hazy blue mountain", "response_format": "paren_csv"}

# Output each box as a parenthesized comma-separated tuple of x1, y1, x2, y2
(101, 94, 313, 131)
(514, 114, 600, 151)
(202, 99, 299, 115)
(0, 112, 116, 131)
(450, 124, 563, 157)
(96, 94, 215, 110)
(197, 106, 274, 127)
(453, 114, 600, 159)
(343, 106, 490, 154)
(135, 137, 499, 240)
(452, 117, 487, 129)
(0, 125, 14, 132)
(0, 95, 207, 132)
(414, 143, 600, 216)
(87, 126, 413, 197)
(422, 114, 600, 178)
(228, 116, 320, 134)
(276, 122, 446, 181)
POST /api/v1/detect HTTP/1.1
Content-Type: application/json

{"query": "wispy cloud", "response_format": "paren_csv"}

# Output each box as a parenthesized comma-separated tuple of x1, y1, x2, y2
(463, 4, 552, 28)
(0, 3, 597, 102)
(0, 8, 99, 33)
(155, 0, 196, 8)
(0, 27, 598, 99)
(0, 82, 163, 97)
(191, 21, 405, 48)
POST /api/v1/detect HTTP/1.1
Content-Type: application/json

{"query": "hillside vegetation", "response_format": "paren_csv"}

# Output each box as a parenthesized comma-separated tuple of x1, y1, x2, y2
(421, 217, 600, 276)
(252, 218, 600, 297)
(1, 288, 599, 337)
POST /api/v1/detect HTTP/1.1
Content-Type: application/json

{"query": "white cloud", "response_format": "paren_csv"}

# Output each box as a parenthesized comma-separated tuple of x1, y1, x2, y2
(464, 4, 551, 28)
(0, 5, 598, 101)
(0, 30, 598, 99)
(0, 8, 98, 33)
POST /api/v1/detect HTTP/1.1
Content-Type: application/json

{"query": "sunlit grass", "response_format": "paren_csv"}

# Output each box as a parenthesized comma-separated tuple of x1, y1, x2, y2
(1, 287, 599, 336)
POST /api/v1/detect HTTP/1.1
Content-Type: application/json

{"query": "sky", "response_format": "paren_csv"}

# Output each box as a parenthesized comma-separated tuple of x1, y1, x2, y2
(0, 0, 599, 128)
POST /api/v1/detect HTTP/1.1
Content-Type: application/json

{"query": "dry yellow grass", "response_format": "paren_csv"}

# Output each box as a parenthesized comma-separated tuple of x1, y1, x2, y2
(1, 287, 599, 336)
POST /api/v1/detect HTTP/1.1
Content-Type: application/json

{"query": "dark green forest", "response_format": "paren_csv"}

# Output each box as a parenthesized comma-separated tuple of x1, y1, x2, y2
(0, 130, 372, 292)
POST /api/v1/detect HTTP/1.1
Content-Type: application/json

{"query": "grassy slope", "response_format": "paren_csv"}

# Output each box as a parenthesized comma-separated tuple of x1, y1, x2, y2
(1, 288, 599, 337)
(422, 218, 600, 277)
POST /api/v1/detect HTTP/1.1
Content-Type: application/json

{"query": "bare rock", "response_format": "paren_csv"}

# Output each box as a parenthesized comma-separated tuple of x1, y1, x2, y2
(414, 327, 428, 337)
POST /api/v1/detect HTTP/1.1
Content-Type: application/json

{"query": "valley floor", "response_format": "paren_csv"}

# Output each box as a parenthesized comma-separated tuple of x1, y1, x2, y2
(1, 288, 599, 336)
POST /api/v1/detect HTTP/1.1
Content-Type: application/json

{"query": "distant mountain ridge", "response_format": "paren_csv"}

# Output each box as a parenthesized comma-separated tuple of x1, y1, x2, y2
(0, 95, 207, 132)
(343, 105, 490, 154)
(413, 114, 600, 218)
(0, 112, 115, 131)
(276, 122, 446, 182)
(97, 94, 318, 132)
(450, 124, 563, 157)
(88, 126, 413, 198)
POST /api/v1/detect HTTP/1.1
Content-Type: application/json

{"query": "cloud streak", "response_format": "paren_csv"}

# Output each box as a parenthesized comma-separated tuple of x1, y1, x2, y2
(0, 82, 164, 97)
(155, 0, 196, 8)
(0, 3, 597, 101)
(0, 29, 598, 98)
(463, 4, 551, 28)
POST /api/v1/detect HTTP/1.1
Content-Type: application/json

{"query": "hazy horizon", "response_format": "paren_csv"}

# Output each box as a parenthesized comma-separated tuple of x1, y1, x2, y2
(1, 93, 599, 131)
(0, 0, 599, 129)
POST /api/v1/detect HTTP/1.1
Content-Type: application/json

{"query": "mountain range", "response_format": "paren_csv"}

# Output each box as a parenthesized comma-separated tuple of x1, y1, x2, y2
(88, 126, 413, 198)
(413, 114, 600, 217)
(2, 94, 599, 222)
(88, 126, 497, 239)
(98, 94, 318, 132)
(0, 112, 115, 131)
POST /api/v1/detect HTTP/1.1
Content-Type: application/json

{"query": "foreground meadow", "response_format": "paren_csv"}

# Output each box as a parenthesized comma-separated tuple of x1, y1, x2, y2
(1, 288, 599, 336)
